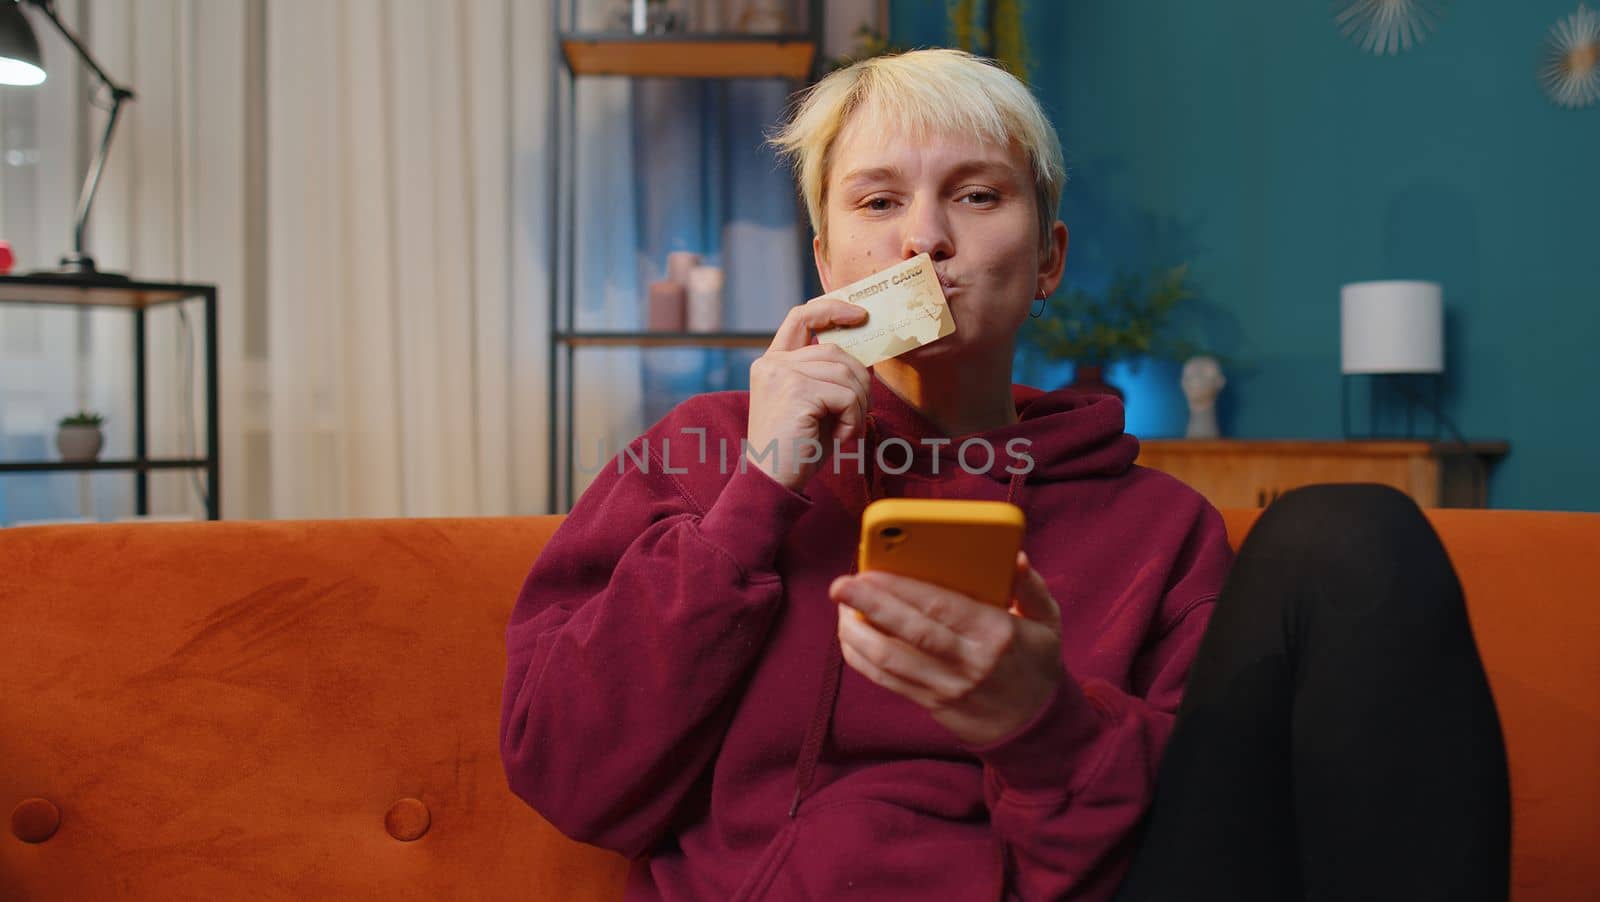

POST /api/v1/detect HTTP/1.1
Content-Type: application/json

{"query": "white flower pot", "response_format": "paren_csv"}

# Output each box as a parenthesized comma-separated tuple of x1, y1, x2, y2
(56, 425, 105, 462)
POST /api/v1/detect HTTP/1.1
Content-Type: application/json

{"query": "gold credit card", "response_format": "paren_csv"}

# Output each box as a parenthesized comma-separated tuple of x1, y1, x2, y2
(812, 253, 955, 366)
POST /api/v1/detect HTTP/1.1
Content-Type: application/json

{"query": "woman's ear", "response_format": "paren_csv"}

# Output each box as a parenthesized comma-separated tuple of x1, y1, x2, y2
(812, 234, 834, 293)
(1038, 221, 1069, 297)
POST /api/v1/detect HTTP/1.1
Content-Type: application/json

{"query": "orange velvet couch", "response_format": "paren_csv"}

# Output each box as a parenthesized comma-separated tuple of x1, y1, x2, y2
(2, 509, 1597, 900)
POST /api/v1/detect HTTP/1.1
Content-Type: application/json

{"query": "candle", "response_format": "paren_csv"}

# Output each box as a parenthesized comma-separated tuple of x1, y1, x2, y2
(687, 265, 724, 332)
(666, 251, 701, 288)
(647, 280, 687, 332)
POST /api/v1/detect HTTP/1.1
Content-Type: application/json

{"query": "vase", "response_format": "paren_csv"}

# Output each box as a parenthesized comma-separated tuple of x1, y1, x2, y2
(1067, 363, 1124, 400)
(57, 425, 105, 462)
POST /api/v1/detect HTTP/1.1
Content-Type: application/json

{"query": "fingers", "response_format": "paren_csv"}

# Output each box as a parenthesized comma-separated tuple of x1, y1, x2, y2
(788, 357, 869, 404)
(837, 604, 968, 702)
(750, 345, 869, 399)
(839, 631, 936, 707)
(1009, 552, 1062, 630)
(788, 359, 871, 439)
(850, 570, 998, 634)
(750, 346, 871, 444)
(831, 574, 972, 662)
(787, 343, 872, 396)
(770, 298, 868, 352)
(812, 379, 866, 442)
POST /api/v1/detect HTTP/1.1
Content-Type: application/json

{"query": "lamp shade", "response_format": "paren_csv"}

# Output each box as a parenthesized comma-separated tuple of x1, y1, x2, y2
(1340, 280, 1444, 374)
(0, 1, 45, 86)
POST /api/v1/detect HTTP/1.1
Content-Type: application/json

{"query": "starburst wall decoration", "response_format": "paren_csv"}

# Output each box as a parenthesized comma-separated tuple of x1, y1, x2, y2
(1334, 0, 1449, 55)
(1541, 4, 1600, 109)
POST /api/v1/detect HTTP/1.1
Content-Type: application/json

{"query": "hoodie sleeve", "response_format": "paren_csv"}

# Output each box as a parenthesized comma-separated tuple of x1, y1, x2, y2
(969, 503, 1234, 900)
(499, 431, 812, 860)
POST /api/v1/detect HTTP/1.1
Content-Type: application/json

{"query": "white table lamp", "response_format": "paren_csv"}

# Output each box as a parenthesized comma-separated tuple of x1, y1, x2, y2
(1340, 280, 1444, 374)
(1339, 280, 1445, 438)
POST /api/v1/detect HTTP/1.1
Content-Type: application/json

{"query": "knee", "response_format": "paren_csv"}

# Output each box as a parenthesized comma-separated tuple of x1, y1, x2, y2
(1248, 483, 1445, 574)
(1268, 483, 1424, 531)
(1237, 485, 1465, 643)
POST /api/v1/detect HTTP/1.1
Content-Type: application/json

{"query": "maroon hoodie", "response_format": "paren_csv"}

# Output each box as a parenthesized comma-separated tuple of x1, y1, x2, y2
(501, 378, 1233, 900)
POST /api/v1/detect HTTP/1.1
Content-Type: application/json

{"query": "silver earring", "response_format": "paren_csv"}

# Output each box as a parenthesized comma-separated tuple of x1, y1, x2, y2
(1029, 289, 1048, 318)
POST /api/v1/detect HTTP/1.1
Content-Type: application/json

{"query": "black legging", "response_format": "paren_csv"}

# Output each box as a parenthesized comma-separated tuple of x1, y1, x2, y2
(1114, 484, 1511, 901)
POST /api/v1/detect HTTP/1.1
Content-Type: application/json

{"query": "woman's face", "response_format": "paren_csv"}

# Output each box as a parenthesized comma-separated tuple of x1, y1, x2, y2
(814, 115, 1067, 363)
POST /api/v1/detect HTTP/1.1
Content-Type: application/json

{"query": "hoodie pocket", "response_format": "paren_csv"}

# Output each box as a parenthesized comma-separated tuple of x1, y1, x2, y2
(733, 799, 1002, 901)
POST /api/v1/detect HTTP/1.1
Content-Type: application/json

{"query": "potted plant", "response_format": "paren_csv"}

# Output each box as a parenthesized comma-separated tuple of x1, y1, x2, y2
(56, 411, 106, 462)
(1030, 264, 1203, 399)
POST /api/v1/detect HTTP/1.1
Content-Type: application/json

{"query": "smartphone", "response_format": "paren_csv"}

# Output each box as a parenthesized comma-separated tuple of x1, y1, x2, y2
(858, 499, 1026, 607)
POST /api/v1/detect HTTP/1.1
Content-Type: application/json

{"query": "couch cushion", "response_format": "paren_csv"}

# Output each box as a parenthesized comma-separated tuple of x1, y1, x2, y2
(0, 516, 629, 901)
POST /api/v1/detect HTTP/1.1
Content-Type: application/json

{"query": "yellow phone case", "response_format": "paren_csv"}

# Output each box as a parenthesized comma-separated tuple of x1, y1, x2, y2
(858, 499, 1026, 607)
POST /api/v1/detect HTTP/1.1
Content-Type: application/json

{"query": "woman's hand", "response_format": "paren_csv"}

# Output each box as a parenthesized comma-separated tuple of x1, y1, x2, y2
(746, 298, 872, 492)
(830, 552, 1064, 748)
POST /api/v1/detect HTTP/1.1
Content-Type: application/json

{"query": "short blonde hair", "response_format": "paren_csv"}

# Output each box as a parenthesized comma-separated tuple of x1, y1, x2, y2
(768, 48, 1066, 255)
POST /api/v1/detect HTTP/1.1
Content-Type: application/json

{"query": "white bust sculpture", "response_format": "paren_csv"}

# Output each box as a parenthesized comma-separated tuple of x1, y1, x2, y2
(1181, 355, 1225, 439)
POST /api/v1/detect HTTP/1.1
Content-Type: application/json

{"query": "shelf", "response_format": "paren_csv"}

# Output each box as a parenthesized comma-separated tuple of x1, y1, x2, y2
(1138, 439, 1510, 459)
(0, 275, 213, 309)
(0, 275, 222, 517)
(558, 330, 773, 348)
(560, 32, 816, 79)
(0, 458, 209, 473)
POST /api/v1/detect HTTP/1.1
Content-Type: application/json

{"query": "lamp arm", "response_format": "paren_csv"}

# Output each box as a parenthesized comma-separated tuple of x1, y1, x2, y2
(24, 0, 135, 100)
(23, 0, 136, 269)
(74, 90, 127, 258)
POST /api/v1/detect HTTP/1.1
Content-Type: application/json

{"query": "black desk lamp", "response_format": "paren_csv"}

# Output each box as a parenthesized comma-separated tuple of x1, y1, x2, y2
(0, 0, 135, 279)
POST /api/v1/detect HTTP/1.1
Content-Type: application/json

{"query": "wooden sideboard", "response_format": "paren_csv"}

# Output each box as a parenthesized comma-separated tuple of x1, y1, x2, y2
(1135, 440, 1510, 509)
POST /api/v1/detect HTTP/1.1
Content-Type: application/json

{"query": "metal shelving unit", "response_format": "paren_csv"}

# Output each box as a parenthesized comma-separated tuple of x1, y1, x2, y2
(548, 2, 825, 511)
(0, 275, 220, 520)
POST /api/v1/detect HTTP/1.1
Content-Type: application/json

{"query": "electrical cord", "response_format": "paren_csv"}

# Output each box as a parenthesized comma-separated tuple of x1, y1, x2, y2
(1391, 378, 1488, 507)
(175, 305, 211, 514)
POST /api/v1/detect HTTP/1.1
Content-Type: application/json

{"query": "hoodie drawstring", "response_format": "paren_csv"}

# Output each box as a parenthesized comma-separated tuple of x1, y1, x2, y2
(789, 630, 844, 817)
(790, 418, 879, 818)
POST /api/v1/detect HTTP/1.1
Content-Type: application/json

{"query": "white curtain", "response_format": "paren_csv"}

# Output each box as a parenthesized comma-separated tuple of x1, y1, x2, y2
(0, 0, 562, 520)
(262, 0, 554, 518)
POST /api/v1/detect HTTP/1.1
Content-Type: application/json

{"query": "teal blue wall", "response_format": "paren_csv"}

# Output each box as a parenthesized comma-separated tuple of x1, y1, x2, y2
(892, 1, 1600, 511)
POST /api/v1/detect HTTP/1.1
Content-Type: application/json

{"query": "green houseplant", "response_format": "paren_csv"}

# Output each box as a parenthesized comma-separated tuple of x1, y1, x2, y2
(56, 410, 106, 463)
(948, 0, 1030, 80)
(1030, 264, 1203, 399)
(829, 1, 1032, 79)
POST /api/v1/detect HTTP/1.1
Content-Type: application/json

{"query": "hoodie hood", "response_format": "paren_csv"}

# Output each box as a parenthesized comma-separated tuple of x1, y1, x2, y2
(861, 375, 1141, 485)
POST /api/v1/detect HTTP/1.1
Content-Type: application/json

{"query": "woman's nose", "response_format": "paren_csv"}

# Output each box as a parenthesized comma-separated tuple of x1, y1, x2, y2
(900, 198, 954, 261)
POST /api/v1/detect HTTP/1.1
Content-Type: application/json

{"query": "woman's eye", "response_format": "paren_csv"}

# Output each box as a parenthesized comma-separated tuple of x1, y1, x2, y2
(961, 190, 999, 204)
(863, 197, 893, 212)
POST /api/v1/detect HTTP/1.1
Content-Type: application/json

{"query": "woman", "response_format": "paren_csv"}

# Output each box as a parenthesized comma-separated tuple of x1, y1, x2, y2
(501, 49, 1508, 900)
